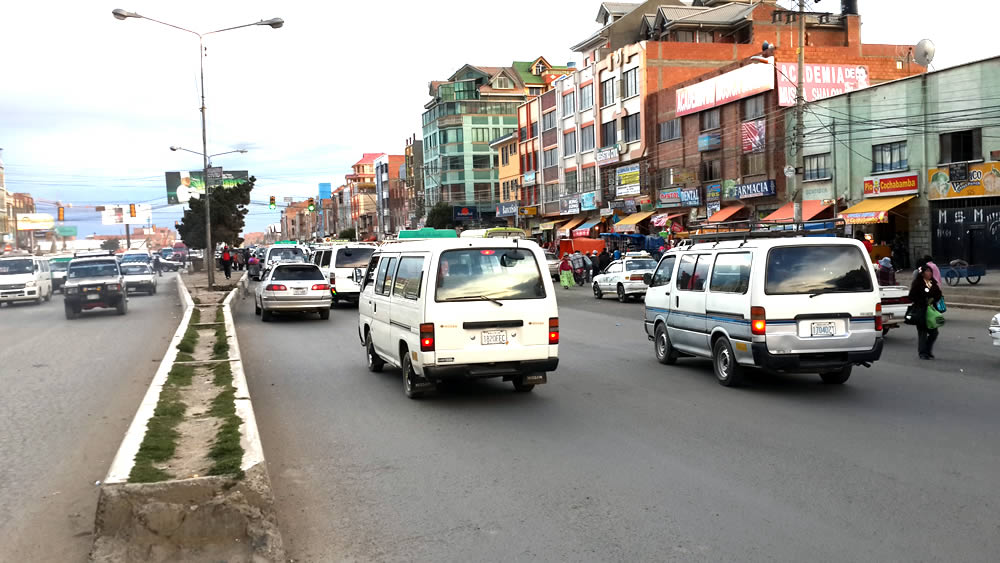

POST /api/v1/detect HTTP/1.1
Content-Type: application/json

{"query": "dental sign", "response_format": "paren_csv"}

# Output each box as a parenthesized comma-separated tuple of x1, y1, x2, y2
(675, 58, 774, 117)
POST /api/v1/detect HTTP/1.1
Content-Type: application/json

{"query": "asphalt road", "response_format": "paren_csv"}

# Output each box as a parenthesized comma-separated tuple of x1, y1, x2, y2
(234, 283, 1000, 562)
(0, 278, 182, 563)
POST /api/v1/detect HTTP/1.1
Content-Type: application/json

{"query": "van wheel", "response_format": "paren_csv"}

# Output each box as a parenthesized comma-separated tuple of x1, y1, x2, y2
(617, 284, 627, 303)
(402, 354, 424, 399)
(512, 374, 536, 392)
(654, 324, 678, 365)
(365, 332, 384, 372)
(116, 297, 128, 316)
(318, 308, 330, 320)
(712, 337, 744, 387)
(881, 327, 890, 336)
(43, 288, 51, 302)
(819, 366, 852, 384)
(593, 282, 603, 299)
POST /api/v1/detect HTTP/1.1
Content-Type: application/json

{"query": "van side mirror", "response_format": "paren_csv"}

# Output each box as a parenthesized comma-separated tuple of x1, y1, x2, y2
(642, 273, 652, 285)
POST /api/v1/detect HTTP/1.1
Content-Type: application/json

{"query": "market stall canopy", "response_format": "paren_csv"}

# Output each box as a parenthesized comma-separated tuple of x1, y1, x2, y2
(838, 195, 914, 224)
(572, 219, 601, 237)
(613, 210, 656, 232)
(707, 203, 746, 223)
(539, 219, 569, 231)
(762, 200, 833, 222)
(651, 212, 686, 227)
(557, 214, 588, 236)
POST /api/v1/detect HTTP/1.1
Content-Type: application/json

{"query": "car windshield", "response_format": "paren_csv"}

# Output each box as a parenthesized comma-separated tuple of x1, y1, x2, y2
(49, 261, 69, 271)
(336, 247, 375, 269)
(435, 248, 545, 301)
(121, 254, 148, 262)
(626, 259, 657, 271)
(765, 245, 874, 295)
(268, 247, 305, 262)
(271, 265, 324, 281)
(545, 252, 558, 261)
(0, 259, 33, 275)
(121, 265, 150, 275)
(68, 261, 119, 279)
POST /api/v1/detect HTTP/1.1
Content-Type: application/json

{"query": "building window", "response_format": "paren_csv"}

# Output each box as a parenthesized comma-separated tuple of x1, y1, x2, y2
(529, 87, 542, 96)
(804, 153, 831, 180)
(601, 120, 617, 147)
(543, 148, 558, 168)
(601, 78, 615, 107)
(565, 170, 578, 194)
(697, 31, 714, 43)
(700, 108, 720, 131)
(535, 62, 545, 75)
(624, 113, 641, 143)
(519, 126, 527, 141)
(743, 95, 765, 120)
(472, 154, 491, 169)
(580, 169, 596, 192)
(471, 127, 491, 143)
(502, 181, 510, 201)
(658, 119, 681, 142)
(938, 129, 981, 164)
(440, 127, 463, 143)
(542, 111, 557, 131)
(444, 156, 463, 170)
(530, 121, 538, 138)
(501, 145, 510, 166)
(872, 141, 908, 172)
(581, 125, 595, 151)
(623, 68, 639, 99)
(700, 156, 721, 181)
(564, 130, 577, 155)
(562, 92, 575, 115)
(494, 76, 513, 89)
(674, 30, 694, 42)
(580, 84, 594, 110)
(743, 152, 766, 177)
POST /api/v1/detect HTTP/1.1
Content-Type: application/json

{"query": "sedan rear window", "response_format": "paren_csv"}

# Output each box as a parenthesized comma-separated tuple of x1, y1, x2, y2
(271, 265, 324, 281)
(626, 259, 657, 271)
(765, 245, 874, 295)
(435, 248, 545, 301)
(121, 265, 150, 275)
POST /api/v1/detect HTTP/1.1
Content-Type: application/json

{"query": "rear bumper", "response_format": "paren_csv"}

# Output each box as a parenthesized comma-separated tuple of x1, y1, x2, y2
(261, 297, 332, 311)
(622, 281, 647, 295)
(882, 305, 908, 327)
(65, 293, 123, 309)
(332, 291, 359, 302)
(423, 358, 559, 380)
(751, 339, 883, 372)
(127, 281, 156, 291)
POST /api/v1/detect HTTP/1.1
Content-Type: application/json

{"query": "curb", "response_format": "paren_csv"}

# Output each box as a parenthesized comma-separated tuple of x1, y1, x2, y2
(947, 302, 998, 311)
(222, 272, 266, 472)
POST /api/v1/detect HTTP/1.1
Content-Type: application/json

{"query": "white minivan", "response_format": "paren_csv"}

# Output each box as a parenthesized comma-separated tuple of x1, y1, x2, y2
(358, 238, 559, 398)
(643, 234, 883, 386)
(0, 254, 53, 305)
(313, 243, 376, 305)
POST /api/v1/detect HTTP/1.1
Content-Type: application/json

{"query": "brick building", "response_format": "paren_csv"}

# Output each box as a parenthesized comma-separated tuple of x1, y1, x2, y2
(373, 153, 406, 239)
(403, 135, 424, 228)
(347, 153, 383, 240)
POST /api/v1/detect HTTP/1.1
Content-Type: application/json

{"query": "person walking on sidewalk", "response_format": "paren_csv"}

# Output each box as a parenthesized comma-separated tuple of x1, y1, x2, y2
(222, 246, 232, 280)
(909, 264, 943, 360)
(558, 253, 574, 289)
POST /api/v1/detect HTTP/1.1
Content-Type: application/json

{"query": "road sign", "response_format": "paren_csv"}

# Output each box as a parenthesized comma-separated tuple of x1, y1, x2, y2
(207, 166, 224, 188)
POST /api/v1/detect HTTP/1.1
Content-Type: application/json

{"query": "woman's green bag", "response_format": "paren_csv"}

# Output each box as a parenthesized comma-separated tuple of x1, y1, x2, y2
(926, 306, 945, 329)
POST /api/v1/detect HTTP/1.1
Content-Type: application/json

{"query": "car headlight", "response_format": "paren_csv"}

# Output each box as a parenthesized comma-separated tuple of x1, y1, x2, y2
(991, 317, 1000, 328)
(25, 280, 37, 287)
(65, 287, 78, 294)
(107, 283, 121, 291)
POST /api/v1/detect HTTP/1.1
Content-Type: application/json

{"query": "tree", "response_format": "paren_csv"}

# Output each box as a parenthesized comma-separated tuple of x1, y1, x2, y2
(100, 238, 120, 251)
(337, 227, 356, 241)
(177, 176, 255, 249)
(425, 202, 453, 229)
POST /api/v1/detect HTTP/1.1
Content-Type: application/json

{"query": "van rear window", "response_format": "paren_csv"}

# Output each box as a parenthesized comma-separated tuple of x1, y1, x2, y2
(765, 245, 873, 295)
(336, 247, 375, 269)
(435, 249, 545, 301)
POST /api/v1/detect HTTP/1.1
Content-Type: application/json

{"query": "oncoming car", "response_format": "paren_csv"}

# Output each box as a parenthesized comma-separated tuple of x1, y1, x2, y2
(63, 252, 127, 319)
(593, 252, 657, 302)
(121, 263, 158, 295)
(254, 262, 331, 321)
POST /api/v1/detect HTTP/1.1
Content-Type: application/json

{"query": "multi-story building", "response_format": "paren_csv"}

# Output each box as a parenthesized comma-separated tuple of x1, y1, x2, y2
(0, 148, 9, 243)
(403, 135, 424, 228)
(347, 153, 383, 240)
(132, 225, 176, 249)
(422, 58, 573, 224)
(315, 183, 332, 239)
(553, 66, 602, 239)
(280, 201, 312, 242)
(332, 185, 348, 237)
(490, 132, 520, 226)
(373, 154, 406, 239)
(11, 192, 35, 249)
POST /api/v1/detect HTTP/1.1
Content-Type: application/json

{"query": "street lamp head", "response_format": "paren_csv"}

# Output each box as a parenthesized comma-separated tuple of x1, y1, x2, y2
(260, 17, 284, 29)
(237, 149, 248, 154)
(169, 146, 179, 151)
(112, 8, 140, 20)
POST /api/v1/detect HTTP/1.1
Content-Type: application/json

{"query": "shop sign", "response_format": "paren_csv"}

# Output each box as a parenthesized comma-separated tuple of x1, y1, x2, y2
(669, 168, 697, 185)
(624, 199, 637, 214)
(741, 119, 766, 153)
(728, 179, 776, 200)
(707, 201, 721, 218)
(495, 202, 518, 217)
(777, 63, 871, 106)
(600, 208, 614, 216)
(617, 184, 641, 197)
(863, 173, 919, 197)
(676, 58, 774, 117)
(579, 191, 597, 211)
(560, 196, 580, 215)
(608, 200, 625, 210)
(698, 133, 721, 152)
(658, 187, 701, 208)
(596, 146, 620, 166)
(518, 205, 538, 216)
(841, 211, 889, 225)
(705, 183, 722, 201)
(928, 162, 1000, 200)
(453, 206, 478, 221)
(803, 184, 834, 201)
(523, 171, 536, 185)
(616, 163, 640, 197)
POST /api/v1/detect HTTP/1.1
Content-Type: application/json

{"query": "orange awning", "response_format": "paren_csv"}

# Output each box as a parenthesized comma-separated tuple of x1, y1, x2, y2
(707, 204, 746, 223)
(762, 200, 832, 222)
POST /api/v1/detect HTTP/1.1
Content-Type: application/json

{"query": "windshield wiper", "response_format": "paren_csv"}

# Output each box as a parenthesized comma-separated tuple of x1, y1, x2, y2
(442, 295, 504, 306)
(808, 289, 853, 298)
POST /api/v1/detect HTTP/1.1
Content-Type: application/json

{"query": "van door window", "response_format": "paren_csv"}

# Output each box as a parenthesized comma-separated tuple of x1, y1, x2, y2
(361, 256, 380, 290)
(676, 254, 710, 291)
(393, 256, 424, 300)
(650, 256, 676, 287)
(709, 253, 751, 293)
(375, 257, 397, 295)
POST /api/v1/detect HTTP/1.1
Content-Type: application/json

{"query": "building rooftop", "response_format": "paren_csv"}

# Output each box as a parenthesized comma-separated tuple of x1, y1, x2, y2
(354, 153, 385, 166)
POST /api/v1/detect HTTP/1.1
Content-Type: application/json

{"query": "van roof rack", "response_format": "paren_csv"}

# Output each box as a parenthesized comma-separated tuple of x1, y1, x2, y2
(73, 250, 116, 258)
(688, 218, 846, 243)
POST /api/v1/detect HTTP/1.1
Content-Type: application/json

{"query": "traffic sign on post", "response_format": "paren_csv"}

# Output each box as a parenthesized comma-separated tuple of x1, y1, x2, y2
(206, 166, 224, 188)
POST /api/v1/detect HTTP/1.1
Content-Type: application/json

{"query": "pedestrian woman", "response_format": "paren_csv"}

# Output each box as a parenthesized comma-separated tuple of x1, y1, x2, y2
(558, 253, 574, 289)
(909, 264, 943, 360)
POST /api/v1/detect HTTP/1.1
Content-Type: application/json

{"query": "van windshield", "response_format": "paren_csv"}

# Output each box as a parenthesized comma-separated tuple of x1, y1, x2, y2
(336, 247, 375, 269)
(50, 261, 69, 271)
(765, 245, 873, 295)
(0, 259, 33, 275)
(435, 248, 546, 301)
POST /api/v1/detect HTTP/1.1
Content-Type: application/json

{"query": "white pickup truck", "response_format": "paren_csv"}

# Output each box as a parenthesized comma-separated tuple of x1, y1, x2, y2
(879, 285, 911, 336)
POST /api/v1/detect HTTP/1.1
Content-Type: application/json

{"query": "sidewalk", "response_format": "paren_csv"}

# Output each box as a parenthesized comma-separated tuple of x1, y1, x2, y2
(936, 268, 1000, 310)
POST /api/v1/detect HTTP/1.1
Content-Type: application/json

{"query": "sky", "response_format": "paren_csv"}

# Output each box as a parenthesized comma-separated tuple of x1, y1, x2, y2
(1, 0, 995, 238)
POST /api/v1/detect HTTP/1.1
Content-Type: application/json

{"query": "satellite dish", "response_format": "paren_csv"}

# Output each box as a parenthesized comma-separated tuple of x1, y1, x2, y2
(914, 39, 936, 67)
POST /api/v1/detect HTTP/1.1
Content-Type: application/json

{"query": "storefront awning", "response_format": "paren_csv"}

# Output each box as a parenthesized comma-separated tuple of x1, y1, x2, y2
(613, 211, 656, 232)
(839, 195, 915, 225)
(572, 219, 601, 237)
(762, 200, 833, 222)
(539, 219, 569, 231)
(651, 212, 686, 227)
(707, 203, 746, 223)
(557, 214, 588, 236)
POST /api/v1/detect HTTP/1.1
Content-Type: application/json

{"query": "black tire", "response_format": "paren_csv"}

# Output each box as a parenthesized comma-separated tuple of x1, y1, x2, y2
(254, 298, 261, 315)
(64, 302, 77, 320)
(365, 331, 384, 372)
(151, 285, 157, 295)
(593, 282, 603, 299)
(402, 353, 424, 399)
(654, 323, 678, 365)
(116, 296, 128, 315)
(945, 270, 959, 286)
(967, 275, 981, 285)
(43, 288, 51, 302)
(318, 308, 330, 320)
(819, 366, 852, 384)
(261, 309, 272, 322)
(712, 337, 744, 387)
(882, 326, 891, 336)
(512, 374, 536, 392)
(617, 283, 627, 303)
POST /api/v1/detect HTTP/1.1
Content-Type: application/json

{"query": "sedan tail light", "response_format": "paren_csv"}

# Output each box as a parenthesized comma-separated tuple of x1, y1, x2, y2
(874, 303, 883, 332)
(628, 274, 644, 281)
(750, 306, 766, 335)
(419, 323, 435, 352)
(549, 317, 560, 344)
(311, 284, 330, 291)
(265, 284, 287, 291)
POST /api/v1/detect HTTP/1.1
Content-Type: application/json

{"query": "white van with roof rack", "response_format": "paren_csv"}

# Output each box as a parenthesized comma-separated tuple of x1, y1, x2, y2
(357, 237, 559, 398)
(312, 242, 377, 305)
(643, 219, 883, 386)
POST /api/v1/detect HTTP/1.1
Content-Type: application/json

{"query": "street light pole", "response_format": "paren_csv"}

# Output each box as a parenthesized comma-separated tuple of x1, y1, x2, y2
(793, 0, 806, 223)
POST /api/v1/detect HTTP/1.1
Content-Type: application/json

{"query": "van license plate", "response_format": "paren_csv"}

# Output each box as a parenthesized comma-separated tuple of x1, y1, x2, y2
(811, 322, 836, 337)
(481, 330, 507, 345)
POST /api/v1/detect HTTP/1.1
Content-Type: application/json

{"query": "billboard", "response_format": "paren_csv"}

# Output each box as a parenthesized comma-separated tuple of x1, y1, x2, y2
(101, 204, 152, 226)
(863, 173, 919, 197)
(453, 205, 478, 221)
(741, 119, 766, 153)
(165, 170, 250, 204)
(16, 213, 55, 230)
(777, 63, 870, 106)
(676, 59, 774, 117)
(928, 163, 1000, 200)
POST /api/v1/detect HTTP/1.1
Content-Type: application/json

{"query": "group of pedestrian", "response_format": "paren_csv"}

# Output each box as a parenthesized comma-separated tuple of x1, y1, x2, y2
(220, 246, 245, 280)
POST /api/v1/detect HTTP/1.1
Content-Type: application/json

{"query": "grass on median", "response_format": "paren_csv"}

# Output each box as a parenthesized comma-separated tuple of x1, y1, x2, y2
(212, 323, 230, 360)
(176, 308, 202, 354)
(207, 362, 244, 478)
(129, 364, 193, 483)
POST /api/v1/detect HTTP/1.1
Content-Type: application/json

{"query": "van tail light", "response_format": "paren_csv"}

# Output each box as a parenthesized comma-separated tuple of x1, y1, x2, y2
(265, 284, 287, 291)
(549, 317, 560, 344)
(874, 303, 883, 332)
(750, 306, 766, 335)
(330, 274, 336, 295)
(311, 284, 330, 291)
(419, 323, 435, 352)
(629, 274, 644, 281)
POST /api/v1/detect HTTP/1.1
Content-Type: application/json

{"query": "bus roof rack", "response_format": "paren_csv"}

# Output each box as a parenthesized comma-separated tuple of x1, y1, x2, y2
(688, 218, 846, 243)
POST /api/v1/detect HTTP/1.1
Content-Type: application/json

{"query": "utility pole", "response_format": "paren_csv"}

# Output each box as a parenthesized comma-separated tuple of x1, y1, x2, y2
(200, 38, 215, 288)
(125, 224, 132, 249)
(793, 0, 806, 222)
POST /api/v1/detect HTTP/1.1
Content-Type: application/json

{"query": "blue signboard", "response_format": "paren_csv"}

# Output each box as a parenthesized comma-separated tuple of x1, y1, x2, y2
(579, 191, 597, 211)
(705, 183, 722, 200)
(698, 133, 721, 152)
(495, 202, 518, 217)
(728, 179, 776, 199)
(453, 205, 479, 221)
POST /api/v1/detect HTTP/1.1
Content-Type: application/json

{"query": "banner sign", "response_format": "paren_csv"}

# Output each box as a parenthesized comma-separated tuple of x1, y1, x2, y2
(616, 163, 640, 197)
(698, 133, 722, 152)
(608, 200, 625, 210)
(705, 183, 722, 201)
(727, 179, 776, 200)
(453, 206, 479, 221)
(600, 208, 614, 216)
(624, 199, 637, 214)
(841, 211, 889, 225)
(707, 201, 721, 218)
(676, 58, 774, 117)
(596, 146, 619, 166)
(741, 119, 766, 153)
(863, 173, 919, 197)
(495, 202, 518, 217)
(522, 171, 536, 185)
(560, 196, 580, 215)
(579, 191, 597, 211)
(777, 63, 871, 106)
(166, 170, 249, 204)
(617, 184, 641, 197)
(15, 213, 55, 231)
(101, 204, 152, 226)
(518, 206, 538, 216)
(928, 162, 1000, 200)
(658, 187, 701, 208)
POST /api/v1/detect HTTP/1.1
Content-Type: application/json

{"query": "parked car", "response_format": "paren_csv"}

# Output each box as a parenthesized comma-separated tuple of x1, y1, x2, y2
(545, 251, 560, 280)
(0, 253, 53, 305)
(358, 238, 558, 398)
(254, 262, 331, 321)
(879, 285, 911, 336)
(593, 252, 658, 302)
(989, 313, 1000, 347)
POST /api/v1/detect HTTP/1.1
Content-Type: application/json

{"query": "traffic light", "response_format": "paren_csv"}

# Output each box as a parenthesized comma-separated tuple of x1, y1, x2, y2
(175, 220, 180, 228)
(129, 203, 137, 218)
(57, 206, 65, 221)
(269, 195, 276, 210)
(307, 197, 315, 212)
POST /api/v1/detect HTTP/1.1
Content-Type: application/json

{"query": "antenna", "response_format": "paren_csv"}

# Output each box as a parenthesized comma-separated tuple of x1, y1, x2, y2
(914, 39, 936, 67)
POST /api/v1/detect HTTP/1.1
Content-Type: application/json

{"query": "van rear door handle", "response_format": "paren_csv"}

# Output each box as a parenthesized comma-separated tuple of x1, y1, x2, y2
(675, 295, 679, 307)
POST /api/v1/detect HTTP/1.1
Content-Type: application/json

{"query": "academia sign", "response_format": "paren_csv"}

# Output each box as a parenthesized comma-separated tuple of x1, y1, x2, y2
(777, 63, 871, 106)
(676, 59, 774, 117)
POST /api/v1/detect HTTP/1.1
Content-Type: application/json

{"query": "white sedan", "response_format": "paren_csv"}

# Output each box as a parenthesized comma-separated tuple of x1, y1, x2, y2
(255, 262, 332, 321)
(121, 263, 158, 296)
(593, 256, 658, 302)
(990, 313, 1000, 346)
